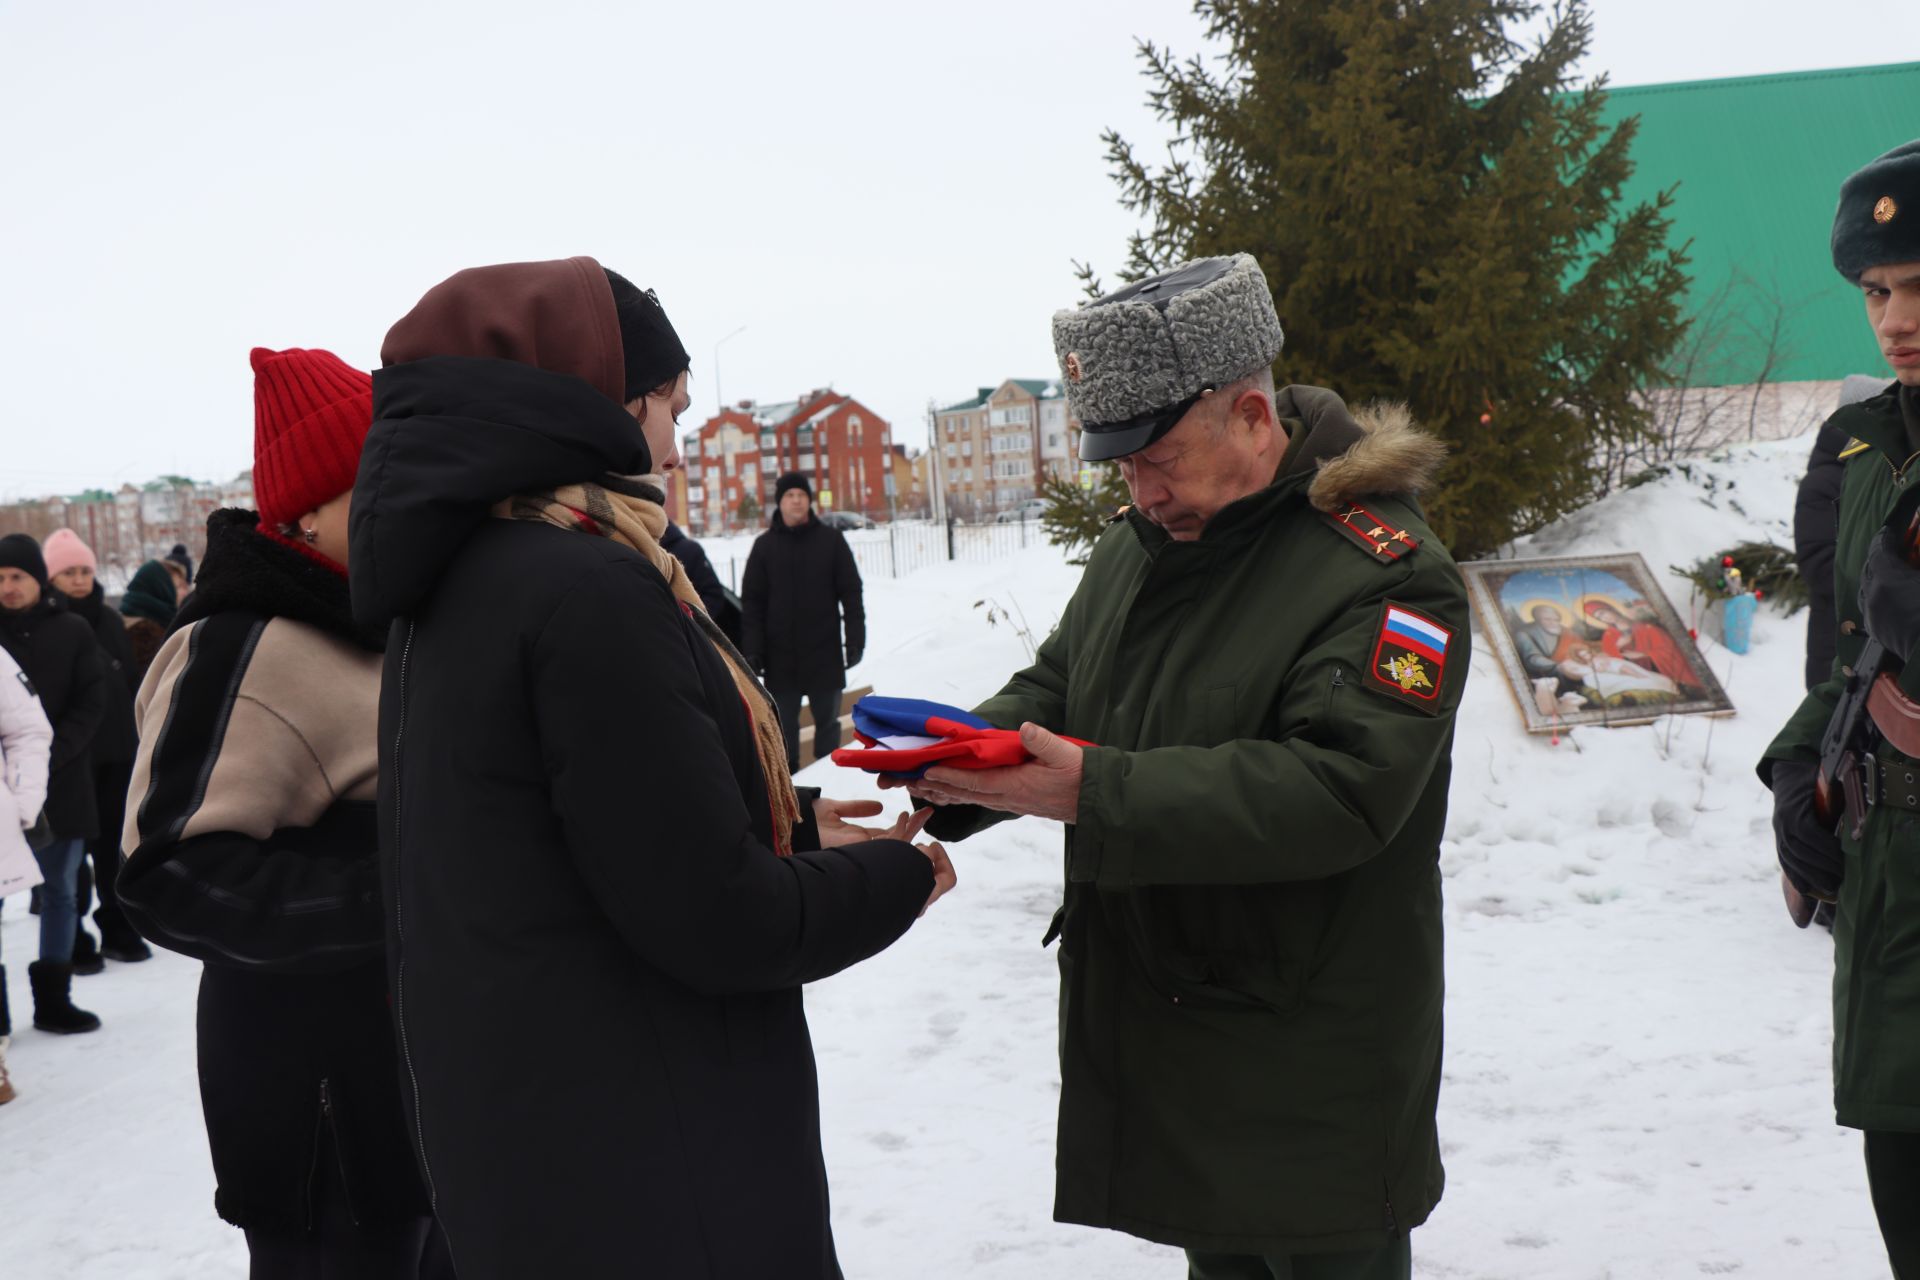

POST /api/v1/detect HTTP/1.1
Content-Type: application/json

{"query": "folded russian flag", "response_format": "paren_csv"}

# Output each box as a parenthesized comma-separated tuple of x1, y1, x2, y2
(830, 696, 1092, 778)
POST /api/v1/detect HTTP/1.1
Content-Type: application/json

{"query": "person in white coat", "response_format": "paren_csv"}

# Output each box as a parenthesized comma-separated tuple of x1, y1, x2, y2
(0, 643, 55, 1103)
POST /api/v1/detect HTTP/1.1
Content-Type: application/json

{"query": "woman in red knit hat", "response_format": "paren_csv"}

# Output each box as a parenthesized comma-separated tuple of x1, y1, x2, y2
(117, 348, 447, 1278)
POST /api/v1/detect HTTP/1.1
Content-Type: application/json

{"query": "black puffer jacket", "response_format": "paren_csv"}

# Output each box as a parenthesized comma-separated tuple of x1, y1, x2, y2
(740, 512, 865, 689)
(663, 520, 742, 645)
(0, 593, 104, 840)
(118, 509, 426, 1233)
(350, 354, 934, 1280)
(1795, 416, 1852, 691)
(66, 582, 138, 765)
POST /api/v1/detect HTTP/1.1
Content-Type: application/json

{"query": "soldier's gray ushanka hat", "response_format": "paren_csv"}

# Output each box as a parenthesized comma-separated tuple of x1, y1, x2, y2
(1833, 139, 1920, 284)
(1053, 253, 1284, 462)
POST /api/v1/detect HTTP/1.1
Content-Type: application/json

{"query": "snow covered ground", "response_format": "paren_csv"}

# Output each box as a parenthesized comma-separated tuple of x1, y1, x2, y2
(2, 434, 1893, 1277)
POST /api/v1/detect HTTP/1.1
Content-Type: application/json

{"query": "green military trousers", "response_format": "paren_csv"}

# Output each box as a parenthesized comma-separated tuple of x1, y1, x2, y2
(1185, 1235, 1412, 1280)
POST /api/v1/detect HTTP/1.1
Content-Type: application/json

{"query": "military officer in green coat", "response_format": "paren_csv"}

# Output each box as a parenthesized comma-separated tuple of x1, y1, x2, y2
(1762, 139, 1920, 1277)
(894, 255, 1470, 1279)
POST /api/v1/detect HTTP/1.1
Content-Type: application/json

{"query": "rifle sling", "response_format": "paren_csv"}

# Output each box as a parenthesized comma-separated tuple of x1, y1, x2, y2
(1867, 672, 1920, 760)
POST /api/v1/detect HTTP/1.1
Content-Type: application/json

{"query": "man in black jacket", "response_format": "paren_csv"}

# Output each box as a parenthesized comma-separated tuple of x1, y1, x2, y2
(742, 472, 866, 769)
(0, 532, 106, 1033)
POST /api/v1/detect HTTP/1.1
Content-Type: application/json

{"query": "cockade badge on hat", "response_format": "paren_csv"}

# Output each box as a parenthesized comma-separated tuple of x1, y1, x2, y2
(1876, 196, 1899, 224)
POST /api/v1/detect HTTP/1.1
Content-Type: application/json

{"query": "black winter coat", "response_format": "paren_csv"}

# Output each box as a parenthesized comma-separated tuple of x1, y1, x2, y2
(0, 594, 105, 839)
(740, 513, 865, 690)
(1796, 417, 1850, 690)
(66, 582, 139, 765)
(117, 510, 427, 1233)
(349, 356, 934, 1280)
(663, 520, 742, 645)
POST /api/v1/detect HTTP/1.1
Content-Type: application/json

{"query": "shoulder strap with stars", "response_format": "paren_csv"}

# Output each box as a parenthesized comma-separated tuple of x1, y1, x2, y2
(1319, 502, 1420, 562)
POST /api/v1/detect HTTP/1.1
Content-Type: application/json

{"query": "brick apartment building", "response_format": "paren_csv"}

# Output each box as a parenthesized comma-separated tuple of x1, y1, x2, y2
(674, 389, 897, 534)
(932, 378, 1080, 520)
(0, 473, 253, 581)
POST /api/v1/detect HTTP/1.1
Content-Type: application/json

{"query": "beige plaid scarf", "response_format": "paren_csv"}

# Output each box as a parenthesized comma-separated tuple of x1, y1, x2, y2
(495, 476, 802, 855)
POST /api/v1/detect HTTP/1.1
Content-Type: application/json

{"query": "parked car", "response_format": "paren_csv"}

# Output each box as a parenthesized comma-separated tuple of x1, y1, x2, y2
(995, 499, 1050, 524)
(820, 510, 876, 531)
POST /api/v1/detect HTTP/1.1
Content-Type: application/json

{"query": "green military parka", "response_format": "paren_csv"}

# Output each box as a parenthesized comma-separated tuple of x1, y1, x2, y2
(1762, 383, 1920, 1134)
(931, 387, 1471, 1255)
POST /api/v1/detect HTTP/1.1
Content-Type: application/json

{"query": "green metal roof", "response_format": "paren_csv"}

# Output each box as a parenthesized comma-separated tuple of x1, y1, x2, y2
(938, 388, 994, 414)
(1600, 61, 1918, 384)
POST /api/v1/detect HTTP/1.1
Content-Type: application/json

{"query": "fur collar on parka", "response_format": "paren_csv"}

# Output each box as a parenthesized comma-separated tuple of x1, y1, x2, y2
(1270, 384, 1447, 513)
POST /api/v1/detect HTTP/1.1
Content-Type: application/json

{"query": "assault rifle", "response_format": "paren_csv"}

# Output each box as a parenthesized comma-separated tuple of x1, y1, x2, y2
(1792, 493, 1920, 926)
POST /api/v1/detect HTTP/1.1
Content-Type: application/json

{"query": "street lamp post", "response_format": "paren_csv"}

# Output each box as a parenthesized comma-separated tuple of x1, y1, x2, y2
(713, 324, 748, 413)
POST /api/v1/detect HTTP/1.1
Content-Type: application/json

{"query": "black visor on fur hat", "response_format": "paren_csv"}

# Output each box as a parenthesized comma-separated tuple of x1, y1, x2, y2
(603, 268, 692, 403)
(775, 472, 813, 504)
(0, 532, 48, 589)
(1833, 140, 1920, 284)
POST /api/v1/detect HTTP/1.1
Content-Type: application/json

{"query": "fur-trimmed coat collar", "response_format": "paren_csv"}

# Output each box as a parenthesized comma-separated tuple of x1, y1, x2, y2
(1273, 384, 1446, 512)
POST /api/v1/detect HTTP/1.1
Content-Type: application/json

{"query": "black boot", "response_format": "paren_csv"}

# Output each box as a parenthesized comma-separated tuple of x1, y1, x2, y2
(97, 914, 152, 964)
(71, 926, 106, 976)
(28, 961, 102, 1035)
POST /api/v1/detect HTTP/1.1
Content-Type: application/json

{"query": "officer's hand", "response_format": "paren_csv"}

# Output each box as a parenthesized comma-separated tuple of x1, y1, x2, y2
(906, 723, 1083, 823)
(845, 645, 863, 668)
(1860, 522, 1920, 664)
(1770, 760, 1843, 902)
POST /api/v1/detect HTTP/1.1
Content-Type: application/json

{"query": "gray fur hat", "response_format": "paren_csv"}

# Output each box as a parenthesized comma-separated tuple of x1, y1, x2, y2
(1052, 253, 1284, 461)
(1833, 139, 1920, 284)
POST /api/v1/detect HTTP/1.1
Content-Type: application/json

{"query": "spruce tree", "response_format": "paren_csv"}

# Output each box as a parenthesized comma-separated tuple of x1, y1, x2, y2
(1090, 0, 1689, 557)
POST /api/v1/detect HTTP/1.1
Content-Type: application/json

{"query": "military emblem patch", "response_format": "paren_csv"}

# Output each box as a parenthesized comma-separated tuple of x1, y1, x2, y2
(1875, 195, 1898, 224)
(1363, 601, 1451, 714)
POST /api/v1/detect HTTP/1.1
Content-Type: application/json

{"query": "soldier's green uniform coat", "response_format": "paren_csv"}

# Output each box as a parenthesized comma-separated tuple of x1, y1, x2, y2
(930, 402, 1470, 1255)
(1763, 384, 1920, 1134)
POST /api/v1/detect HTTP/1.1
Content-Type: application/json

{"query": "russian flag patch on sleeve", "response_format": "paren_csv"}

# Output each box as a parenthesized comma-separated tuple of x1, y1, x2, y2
(1363, 601, 1452, 714)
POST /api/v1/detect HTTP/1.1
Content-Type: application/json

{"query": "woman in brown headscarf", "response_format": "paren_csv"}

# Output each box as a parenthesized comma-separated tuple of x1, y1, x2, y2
(349, 258, 952, 1280)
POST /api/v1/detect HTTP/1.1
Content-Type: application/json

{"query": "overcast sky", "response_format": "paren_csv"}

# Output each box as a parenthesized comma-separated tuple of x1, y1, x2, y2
(0, 0, 1906, 499)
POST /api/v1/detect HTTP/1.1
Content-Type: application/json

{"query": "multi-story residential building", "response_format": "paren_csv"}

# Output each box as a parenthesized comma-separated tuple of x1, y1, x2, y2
(677, 407, 763, 532)
(933, 378, 1082, 519)
(887, 444, 930, 518)
(1, 471, 255, 582)
(676, 390, 896, 534)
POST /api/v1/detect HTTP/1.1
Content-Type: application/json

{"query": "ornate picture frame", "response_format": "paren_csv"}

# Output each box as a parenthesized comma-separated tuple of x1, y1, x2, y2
(1461, 553, 1735, 733)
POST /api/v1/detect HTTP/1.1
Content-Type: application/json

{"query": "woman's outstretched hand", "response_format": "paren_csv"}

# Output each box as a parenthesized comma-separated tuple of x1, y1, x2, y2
(812, 797, 933, 849)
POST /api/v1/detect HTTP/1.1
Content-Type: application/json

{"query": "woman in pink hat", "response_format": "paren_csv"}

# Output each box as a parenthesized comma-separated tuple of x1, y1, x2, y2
(42, 528, 150, 967)
(118, 348, 446, 1278)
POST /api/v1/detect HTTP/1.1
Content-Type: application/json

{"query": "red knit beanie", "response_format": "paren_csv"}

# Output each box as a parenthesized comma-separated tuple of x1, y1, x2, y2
(251, 347, 374, 528)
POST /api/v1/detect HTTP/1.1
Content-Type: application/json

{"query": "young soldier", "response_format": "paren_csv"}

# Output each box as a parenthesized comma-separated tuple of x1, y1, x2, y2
(1761, 139, 1920, 1276)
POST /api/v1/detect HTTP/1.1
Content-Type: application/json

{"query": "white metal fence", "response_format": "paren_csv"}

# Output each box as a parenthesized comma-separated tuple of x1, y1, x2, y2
(707, 516, 1048, 592)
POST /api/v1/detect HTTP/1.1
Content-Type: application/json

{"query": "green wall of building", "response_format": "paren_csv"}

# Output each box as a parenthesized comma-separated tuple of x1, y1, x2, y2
(1599, 61, 1917, 384)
